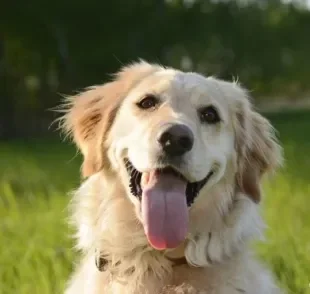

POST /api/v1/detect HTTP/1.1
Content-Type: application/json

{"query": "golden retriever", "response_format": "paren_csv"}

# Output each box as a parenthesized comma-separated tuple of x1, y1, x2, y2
(60, 61, 284, 293)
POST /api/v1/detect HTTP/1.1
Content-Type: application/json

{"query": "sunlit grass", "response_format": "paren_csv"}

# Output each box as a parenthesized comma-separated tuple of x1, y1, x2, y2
(1, 111, 309, 294)
(0, 141, 80, 294)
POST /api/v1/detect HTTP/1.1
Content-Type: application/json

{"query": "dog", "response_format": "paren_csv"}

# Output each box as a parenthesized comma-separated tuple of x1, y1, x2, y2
(60, 61, 284, 293)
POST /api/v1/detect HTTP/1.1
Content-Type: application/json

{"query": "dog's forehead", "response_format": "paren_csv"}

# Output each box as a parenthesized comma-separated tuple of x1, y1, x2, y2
(173, 71, 207, 87)
(133, 70, 214, 95)
(172, 72, 221, 103)
(124, 69, 239, 119)
(170, 72, 242, 116)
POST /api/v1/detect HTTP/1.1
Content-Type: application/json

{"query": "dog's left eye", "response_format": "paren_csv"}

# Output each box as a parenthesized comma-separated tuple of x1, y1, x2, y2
(137, 95, 159, 110)
(198, 106, 221, 124)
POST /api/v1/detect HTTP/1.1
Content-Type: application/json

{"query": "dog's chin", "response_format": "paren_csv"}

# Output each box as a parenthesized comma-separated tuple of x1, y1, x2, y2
(124, 158, 214, 251)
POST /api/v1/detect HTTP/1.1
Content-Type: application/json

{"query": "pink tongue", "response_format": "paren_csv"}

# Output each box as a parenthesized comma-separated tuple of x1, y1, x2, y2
(141, 171, 188, 250)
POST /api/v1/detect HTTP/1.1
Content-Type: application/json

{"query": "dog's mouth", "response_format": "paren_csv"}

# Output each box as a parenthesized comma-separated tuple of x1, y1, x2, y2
(124, 159, 213, 250)
(125, 159, 213, 207)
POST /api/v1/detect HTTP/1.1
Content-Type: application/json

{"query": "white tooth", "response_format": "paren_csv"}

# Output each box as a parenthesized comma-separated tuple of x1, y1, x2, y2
(141, 172, 150, 189)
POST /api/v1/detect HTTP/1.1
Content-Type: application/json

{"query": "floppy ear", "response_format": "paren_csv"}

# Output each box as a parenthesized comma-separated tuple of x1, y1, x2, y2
(61, 83, 124, 177)
(60, 60, 162, 177)
(235, 99, 283, 203)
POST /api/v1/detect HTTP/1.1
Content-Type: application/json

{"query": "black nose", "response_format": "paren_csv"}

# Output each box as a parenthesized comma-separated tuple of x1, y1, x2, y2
(157, 124, 194, 156)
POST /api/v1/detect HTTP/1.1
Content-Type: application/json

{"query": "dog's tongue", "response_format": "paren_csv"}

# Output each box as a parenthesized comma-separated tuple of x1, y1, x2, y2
(141, 170, 188, 250)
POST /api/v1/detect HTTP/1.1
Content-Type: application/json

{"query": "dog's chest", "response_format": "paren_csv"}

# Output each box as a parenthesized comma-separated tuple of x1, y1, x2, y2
(161, 266, 213, 293)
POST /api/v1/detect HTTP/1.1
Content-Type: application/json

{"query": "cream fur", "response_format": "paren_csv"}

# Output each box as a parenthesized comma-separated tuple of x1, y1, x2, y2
(60, 61, 284, 294)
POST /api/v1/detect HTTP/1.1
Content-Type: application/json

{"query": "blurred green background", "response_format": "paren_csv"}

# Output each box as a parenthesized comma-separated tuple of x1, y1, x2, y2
(0, 0, 309, 293)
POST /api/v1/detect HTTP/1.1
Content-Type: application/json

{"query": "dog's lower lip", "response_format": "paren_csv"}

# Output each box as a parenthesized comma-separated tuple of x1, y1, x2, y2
(125, 159, 213, 206)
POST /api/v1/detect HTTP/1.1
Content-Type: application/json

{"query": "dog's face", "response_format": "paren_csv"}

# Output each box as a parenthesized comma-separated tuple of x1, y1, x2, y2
(110, 70, 234, 189)
(107, 71, 239, 249)
(62, 61, 281, 252)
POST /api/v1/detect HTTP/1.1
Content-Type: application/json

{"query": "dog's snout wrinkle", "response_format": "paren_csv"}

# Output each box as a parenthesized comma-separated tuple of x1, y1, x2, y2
(157, 124, 194, 157)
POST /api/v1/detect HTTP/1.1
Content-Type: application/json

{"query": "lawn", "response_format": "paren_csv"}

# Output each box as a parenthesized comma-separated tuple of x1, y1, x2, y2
(0, 110, 309, 294)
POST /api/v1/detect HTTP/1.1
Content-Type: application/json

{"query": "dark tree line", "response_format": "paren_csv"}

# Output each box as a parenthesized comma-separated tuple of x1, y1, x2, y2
(0, 0, 310, 138)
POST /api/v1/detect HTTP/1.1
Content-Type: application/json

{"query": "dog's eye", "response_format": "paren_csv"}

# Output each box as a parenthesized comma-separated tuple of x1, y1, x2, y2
(198, 106, 220, 124)
(137, 95, 159, 110)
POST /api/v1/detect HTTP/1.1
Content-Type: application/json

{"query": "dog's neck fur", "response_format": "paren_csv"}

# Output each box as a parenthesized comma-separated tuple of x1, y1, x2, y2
(71, 170, 236, 291)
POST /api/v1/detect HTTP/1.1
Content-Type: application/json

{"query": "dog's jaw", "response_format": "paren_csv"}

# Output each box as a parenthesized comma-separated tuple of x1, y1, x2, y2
(121, 158, 216, 251)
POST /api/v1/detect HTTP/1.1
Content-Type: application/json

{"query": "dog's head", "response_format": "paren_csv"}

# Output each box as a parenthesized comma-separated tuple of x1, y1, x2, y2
(61, 61, 282, 253)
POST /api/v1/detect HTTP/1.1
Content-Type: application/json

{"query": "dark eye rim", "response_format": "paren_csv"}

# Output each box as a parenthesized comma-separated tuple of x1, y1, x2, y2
(198, 105, 221, 124)
(136, 94, 159, 110)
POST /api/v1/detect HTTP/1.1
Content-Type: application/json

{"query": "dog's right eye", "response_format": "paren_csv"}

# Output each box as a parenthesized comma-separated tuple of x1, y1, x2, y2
(137, 95, 159, 110)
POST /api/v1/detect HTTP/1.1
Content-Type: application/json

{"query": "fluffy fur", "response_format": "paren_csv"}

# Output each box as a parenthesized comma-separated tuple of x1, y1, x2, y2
(60, 61, 284, 293)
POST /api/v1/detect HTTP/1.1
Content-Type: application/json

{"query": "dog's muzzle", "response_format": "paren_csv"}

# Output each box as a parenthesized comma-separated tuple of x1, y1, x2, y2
(157, 124, 194, 157)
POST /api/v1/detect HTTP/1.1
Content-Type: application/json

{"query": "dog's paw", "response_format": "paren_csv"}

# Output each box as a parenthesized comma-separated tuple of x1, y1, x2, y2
(185, 228, 247, 267)
(205, 196, 263, 265)
(185, 230, 241, 267)
(205, 230, 241, 265)
(185, 196, 262, 267)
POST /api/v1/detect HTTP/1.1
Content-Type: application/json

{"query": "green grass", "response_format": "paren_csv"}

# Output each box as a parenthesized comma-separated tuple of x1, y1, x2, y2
(1, 111, 310, 294)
